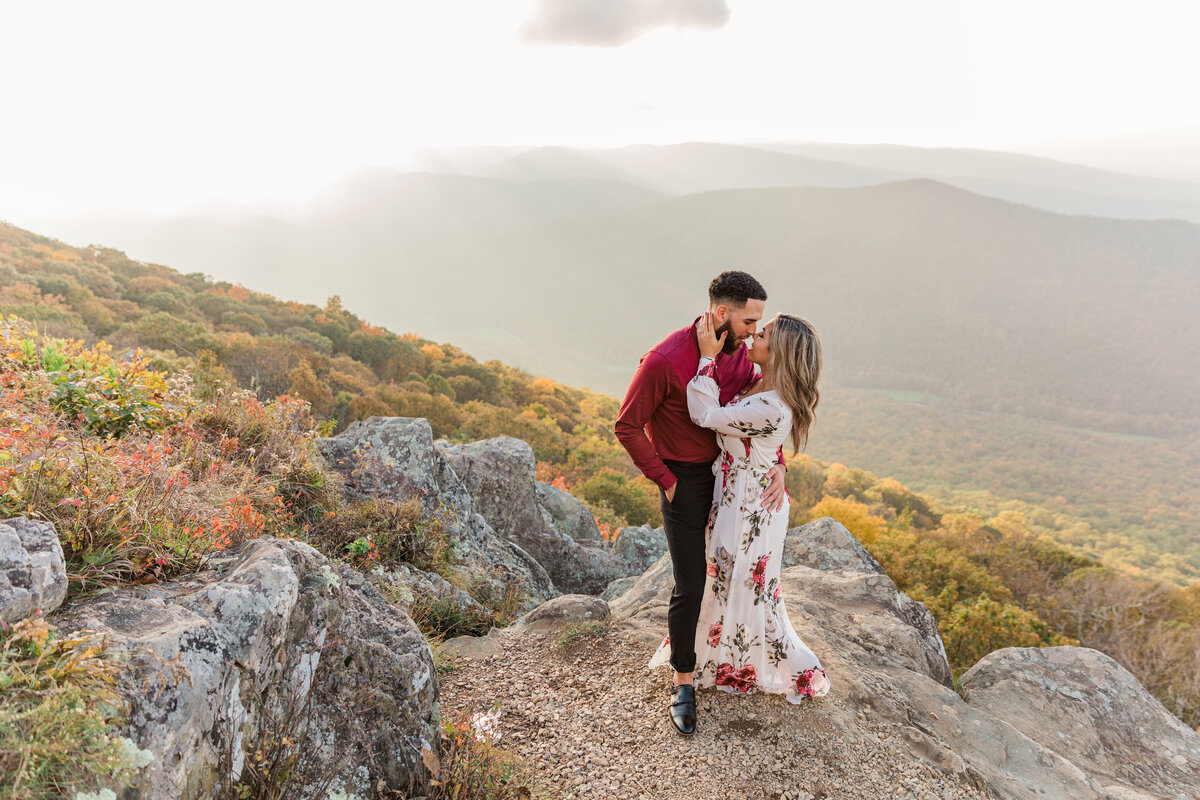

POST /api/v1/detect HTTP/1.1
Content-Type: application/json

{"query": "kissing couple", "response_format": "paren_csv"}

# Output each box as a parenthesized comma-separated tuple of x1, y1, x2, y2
(615, 270, 830, 736)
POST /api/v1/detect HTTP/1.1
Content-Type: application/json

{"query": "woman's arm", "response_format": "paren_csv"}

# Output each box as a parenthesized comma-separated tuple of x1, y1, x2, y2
(688, 356, 786, 437)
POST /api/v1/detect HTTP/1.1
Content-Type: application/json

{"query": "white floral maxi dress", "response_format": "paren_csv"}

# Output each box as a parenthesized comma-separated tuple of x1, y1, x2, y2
(647, 355, 831, 703)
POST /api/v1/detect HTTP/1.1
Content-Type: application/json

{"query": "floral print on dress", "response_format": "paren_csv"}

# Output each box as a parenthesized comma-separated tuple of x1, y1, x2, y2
(715, 662, 758, 693)
(707, 545, 735, 603)
(647, 355, 831, 704)
(795, 668, 827, 698)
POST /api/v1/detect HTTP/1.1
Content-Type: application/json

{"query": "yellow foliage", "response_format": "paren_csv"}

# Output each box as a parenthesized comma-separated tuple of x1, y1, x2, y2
(421, 344, 446, 361)
(803, 495, 887, 545)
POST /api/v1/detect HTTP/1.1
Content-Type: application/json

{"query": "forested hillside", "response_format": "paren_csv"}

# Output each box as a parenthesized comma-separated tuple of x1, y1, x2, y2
(2, 220, 1198, 729)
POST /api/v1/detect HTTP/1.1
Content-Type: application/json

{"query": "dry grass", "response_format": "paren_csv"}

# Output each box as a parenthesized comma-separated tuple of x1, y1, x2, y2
(0, 615, 139, 799)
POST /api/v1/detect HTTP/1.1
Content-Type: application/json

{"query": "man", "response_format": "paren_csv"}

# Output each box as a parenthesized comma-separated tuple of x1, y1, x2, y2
(615, 270, 788, 735)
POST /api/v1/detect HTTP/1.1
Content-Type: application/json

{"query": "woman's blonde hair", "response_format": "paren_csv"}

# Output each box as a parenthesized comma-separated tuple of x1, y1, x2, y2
(766, 314, 822, 455)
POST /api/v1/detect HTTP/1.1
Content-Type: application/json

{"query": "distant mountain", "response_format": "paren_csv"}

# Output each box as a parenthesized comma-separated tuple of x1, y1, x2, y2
(412, 140, 1200, 222)
(1015, 126, 1200, 185)
(481, 142, 905, 195)
(460, 140, 1200, 221)
(752, 141, 1200, 221)
(23, 176, 1200, 438)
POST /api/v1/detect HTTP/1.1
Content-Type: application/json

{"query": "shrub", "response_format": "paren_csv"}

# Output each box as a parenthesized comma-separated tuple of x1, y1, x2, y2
(936, 594, 1077, 676)
(429, 709, 538, 800)
(7, 319, 189, 438)
(0, 616, 143, 798)
(801, 496, 887, 546)
(0, 322, 332, 590)
(553, 619, 611, 655)
(305, 498, 454, 577)
(572, 468, 659, 528)
(407, 591, 494, 641)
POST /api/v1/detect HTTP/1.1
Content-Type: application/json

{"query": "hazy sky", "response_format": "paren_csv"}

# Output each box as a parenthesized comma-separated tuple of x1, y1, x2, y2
(3, 0, 1199, 216)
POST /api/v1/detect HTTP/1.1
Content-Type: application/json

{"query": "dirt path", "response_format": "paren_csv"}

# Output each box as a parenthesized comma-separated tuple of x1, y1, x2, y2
(439, 625, 993, 800)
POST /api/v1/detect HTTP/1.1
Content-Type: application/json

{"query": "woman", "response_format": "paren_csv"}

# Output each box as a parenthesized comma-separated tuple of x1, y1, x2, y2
(647, 311, 831, 704)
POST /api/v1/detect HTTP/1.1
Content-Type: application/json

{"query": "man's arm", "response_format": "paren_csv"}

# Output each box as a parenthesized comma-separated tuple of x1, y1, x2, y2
(614, 350, 677, 492)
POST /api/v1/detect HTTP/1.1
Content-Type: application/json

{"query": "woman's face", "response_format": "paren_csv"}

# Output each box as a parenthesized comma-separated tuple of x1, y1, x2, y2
(747, 319, 774, 365)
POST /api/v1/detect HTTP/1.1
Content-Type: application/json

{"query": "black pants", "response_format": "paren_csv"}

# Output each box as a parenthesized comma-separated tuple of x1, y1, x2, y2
(659, 457, 717, 674)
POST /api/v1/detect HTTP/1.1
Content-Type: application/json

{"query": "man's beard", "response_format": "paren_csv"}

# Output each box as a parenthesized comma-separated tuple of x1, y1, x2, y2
(714, 319, 744, 355)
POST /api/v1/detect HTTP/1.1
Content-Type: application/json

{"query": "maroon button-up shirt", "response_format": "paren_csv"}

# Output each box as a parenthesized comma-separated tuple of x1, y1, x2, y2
(616, 316, 780, 491)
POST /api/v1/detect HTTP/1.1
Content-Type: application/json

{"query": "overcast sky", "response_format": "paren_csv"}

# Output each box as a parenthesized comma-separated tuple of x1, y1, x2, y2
(2, 0, 1198, 217)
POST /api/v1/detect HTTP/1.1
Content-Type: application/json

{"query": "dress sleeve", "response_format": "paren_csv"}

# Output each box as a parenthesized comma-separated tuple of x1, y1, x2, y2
(687, 356, 787, 438)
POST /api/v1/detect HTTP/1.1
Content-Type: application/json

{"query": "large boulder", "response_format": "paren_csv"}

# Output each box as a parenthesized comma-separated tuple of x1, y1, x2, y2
(781, 515, 886, 574)
(608, 516, 1200, 800)
(961, 646, 1200, 799)
(52, 537, 439, 800)
(0, 516, 67, 623)
(437, 437, 626, 595)
(536, 480, 603, 543)
(610, 524, 668, 575)
(319, 417, 557, 611)
(316, 416, 440, 514)
(511, 593, 610, 633)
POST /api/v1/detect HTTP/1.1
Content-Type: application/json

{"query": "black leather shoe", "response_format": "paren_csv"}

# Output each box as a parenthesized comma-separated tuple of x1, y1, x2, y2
(668, 684, 696, 735)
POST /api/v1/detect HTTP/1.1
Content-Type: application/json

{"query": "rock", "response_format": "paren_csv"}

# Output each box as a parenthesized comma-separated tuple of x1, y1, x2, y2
(319, 418, 557, 612)
(0, 516, 67, 623)
(961, 645, 1200, 799)
(52, 537, 439, 800)
(511, 594, 610, 633)
(437, 437, 542, 537)
(880, 667, 1118, 800)
(536, 480, 602, 542)
(438, 437, 625, 595)
(611, 525, 668, 575)
(441, 627, 506, 660)
(370, 562, 493, 623)
(317, 416, 441, 514)
(607, 516, 1191, 799)
(606, 551, 675, 632)
(601, 575, 639, 602)
(894, 724, 966, 775)
(779, 565, 951, 687)
(782, 516, 887, 574)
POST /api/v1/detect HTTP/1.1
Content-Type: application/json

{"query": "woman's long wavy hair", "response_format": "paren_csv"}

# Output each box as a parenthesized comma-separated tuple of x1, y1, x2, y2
(766, 314, 822, 455)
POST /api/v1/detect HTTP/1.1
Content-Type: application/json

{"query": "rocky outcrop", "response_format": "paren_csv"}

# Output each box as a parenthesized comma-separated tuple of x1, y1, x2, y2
(536, 480, 603, 543)
(0, 516, 67, 623)
(781, 514, 886, 574)
(782, 517, 950, 686)
(604, 516, 1200, 800)
(961, 646, 1200, 799)
(610, 524, 668, 575)
(52, 537, 439, 800)
(438, 436, 627, 595)
(319, 417, 557, 611)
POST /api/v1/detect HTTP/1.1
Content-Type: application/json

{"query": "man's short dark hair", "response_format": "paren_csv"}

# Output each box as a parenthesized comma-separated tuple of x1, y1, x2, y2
(709, 270, 767, 309)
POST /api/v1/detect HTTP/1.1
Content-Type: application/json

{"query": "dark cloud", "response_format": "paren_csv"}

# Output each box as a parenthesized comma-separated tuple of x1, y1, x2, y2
(521, 0, 731, 47)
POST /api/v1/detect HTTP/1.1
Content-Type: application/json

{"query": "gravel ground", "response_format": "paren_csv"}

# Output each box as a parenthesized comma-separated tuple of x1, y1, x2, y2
(439, 625, 994, 800)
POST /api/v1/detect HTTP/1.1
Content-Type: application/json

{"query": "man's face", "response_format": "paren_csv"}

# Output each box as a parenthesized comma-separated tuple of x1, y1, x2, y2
(713, 298, 765, 355)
